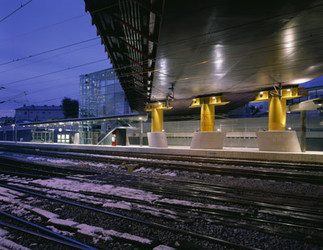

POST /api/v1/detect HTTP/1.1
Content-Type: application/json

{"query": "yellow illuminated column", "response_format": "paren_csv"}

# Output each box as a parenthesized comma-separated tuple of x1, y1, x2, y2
(151, 108, 163, 132)
(251, 87, 308, 131)
(201, 103, 215, 132)
(268, 96, 286, 131)
(190, 96, 229, 131)
(145, 101, 172, 133)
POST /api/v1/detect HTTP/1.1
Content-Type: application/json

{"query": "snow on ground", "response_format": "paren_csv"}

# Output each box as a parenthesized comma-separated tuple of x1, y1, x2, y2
(0, 228, 30, 250)
(28, 177, 239, 213)
(0, 236, 30, 250)
(0, 186, 25, 200)
(153, 245, 176, 250)
(46, 225, 75, 237)
(31, 206, 153, 245)
(158, 198, 247, 213)
(134, 167, 177, 177)
(26, 156, 80, 166)
(3, 173, 245, 217)
(8, 180, 180, 220)
(76, 224, 152, 245)
(30, 178, 162, 203)
(25, 155, 108, 169)
(0, 190, 153, 246)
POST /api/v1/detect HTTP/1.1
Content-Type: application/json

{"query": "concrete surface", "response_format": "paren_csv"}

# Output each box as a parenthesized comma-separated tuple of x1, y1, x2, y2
(147, 132, 168, 147)
(1, 141, 323, 164)
(257, 130, 302, 152)
(190, 131, 225, 149)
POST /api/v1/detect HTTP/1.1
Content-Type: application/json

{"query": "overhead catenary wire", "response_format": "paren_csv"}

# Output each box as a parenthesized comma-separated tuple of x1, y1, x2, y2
(1, 2, 322, 77)
(1, 26, 323, 96)
(0, 58, 107, 87)
(0, 14, 88, 44)
(0, 42, 101, 75)
(0, 0, 33, 23)
(0, 37, 100, 67)
(2, 1, 323, 106)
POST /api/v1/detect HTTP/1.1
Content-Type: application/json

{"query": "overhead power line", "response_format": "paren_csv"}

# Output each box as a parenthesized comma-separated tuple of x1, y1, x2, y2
(0, 37, 100, 67)
(0, 58, 107, 88)
(0, 0, 33, 23)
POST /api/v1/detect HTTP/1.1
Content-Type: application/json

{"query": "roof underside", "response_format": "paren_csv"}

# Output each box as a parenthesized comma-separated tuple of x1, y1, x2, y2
(85, 0, 323, 113)
(84, 0, 164, 112)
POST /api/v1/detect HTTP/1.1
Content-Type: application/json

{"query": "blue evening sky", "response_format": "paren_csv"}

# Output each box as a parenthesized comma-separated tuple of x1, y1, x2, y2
(0, 0, 111, 117)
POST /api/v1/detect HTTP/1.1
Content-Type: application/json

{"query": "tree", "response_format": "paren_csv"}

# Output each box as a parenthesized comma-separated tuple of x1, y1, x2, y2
(62, 97, 79, 118)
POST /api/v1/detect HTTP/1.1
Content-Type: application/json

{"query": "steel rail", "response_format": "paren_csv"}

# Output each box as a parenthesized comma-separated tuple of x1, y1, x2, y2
(14, 179, 323, 231)
(0, 156, 98, 175)
(1, 155, 322, 218)
(0, 170, 51, 179)
(1, 160, 322, 246)
(3, 179, 323, 246)
(0, 163, 67, 177)
(2, 145, 323, 170)
(0, 183, 259, 250)
(3, 144, 322, 169)
(0, 212, 96, 249)
(16, 149, 323, 185)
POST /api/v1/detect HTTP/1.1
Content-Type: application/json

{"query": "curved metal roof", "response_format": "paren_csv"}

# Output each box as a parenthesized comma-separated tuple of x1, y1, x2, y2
(84, 0, 323, 113)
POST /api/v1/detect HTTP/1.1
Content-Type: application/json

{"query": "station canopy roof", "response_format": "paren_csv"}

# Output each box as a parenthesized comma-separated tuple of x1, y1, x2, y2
(19, 113, 147, 127)
(84, 0, 323, 113)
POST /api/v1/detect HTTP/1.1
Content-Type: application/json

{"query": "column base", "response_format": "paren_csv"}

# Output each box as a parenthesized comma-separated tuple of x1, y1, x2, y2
(190, 131, 225, 149)
(147, 132, 168, 147)
(257, 130, 301, 152)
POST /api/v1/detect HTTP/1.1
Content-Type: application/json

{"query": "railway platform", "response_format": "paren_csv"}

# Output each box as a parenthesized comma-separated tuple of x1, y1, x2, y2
(0, 141, 322, 164)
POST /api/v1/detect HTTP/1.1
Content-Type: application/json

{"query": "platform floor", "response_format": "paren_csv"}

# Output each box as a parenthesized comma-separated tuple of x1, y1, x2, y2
(0, 141, 323, 164)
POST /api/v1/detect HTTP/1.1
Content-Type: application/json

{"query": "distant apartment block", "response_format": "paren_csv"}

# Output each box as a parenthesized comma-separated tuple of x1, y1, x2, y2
(15, 105, 64, 123)
(79, 68, 132, 118)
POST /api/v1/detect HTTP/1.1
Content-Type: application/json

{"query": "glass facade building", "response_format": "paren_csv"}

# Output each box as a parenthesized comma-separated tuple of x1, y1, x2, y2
(79, 68, 132, 118)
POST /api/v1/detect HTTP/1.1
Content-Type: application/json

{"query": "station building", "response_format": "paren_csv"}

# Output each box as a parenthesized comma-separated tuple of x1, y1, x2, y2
(15, 105, 64, 123)
(79, 68, 131, 118)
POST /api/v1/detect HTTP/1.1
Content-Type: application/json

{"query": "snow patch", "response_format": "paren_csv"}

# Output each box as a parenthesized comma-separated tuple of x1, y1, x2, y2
(161, 172, 177, 177)
(48, 218, 78, 227)
(102, 201, 132, 210)
(0, 229, 8, 237)
(32, 208, 58, 219)
(31, 178, 161, 203)
(153, 245, 176, 250)
(46, 226, 75, 237)
(76, 224, 152, 244)
(0, 237, 30, 250)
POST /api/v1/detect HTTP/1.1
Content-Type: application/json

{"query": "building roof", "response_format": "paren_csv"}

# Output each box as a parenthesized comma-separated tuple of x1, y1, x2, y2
(85, 0, 323, 114)
(16, 105, 63, 111)
(18, 113, 147, 126)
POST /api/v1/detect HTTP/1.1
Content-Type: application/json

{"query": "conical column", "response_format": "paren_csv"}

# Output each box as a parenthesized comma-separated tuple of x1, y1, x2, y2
(268, 96, 286, 130)
(252, 87, 308, 152)
(145, 101, 172, 147)
(201, 103, 215, 132)
(151, 108, 163, 132)
(189, 95, 229, 149)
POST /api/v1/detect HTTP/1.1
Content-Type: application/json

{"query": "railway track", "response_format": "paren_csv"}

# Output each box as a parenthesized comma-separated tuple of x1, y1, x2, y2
(3, 156, 323, 247)
(0, 211, 95, 250)
(1, 145, 323, 185)
(0, 182, 256, 250)
(0, 148, 322, 248)
(2, 144, 323, 170)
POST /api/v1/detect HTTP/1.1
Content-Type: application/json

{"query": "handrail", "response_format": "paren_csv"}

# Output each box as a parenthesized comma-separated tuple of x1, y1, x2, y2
(97, 126, 136, 145)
